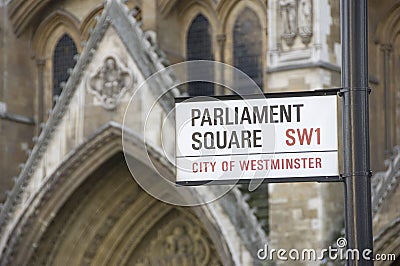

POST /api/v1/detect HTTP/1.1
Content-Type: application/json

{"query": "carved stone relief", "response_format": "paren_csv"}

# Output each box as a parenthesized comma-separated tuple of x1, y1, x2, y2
(280, 0, 297, 47)
(87, 55, 135, 110)
(135, 218, 221, 266)
(279, 0, 313, 47)
(298, 0, 313, 45)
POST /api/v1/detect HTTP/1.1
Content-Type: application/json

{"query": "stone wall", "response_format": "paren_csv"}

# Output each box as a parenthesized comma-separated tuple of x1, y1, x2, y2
(0, 6, 35, 203)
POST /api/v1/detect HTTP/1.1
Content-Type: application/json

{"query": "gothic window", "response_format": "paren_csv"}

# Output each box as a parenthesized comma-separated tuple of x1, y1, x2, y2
(186, 14, 214, 96)
(234, 8, 268, 234)
(233, 8, 263, 91)
(52, 34, 78, 101)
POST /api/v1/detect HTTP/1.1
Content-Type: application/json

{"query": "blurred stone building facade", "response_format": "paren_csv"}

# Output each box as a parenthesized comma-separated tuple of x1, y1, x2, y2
(0, 0, 399, 265)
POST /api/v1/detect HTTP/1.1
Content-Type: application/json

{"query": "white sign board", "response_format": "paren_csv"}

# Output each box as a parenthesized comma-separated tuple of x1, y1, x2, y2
(175, 91, 339, 185)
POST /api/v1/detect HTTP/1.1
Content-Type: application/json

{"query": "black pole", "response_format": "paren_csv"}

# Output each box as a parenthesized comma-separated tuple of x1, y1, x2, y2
(341, 0, 373, 265)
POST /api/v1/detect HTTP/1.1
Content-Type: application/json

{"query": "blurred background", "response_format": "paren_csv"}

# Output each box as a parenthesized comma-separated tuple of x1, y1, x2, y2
(0, 0, 399, 265)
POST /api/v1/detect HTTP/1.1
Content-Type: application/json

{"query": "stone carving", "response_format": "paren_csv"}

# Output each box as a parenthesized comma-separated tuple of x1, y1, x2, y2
(298, 0, 313, 45)
(135, 218, 220, 266)
(279, 0, 313, 47)
(280, 0, 297, 46)
(88, 56, 134, 110)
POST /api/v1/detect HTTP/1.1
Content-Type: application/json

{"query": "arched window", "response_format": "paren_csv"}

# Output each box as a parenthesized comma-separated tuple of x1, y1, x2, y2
(233, 8, 267, 234)
(52, 34, 78, 100)
(186, 14, 214, 96)
(233, 8, 263, 91)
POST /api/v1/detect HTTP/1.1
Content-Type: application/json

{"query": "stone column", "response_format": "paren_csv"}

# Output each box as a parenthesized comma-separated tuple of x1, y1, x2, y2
(36, 59, 45, 135)
(380, 44, 392, 154)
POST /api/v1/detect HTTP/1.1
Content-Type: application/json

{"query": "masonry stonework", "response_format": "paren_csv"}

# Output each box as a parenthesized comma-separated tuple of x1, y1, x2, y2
(0, 0, 399, 265)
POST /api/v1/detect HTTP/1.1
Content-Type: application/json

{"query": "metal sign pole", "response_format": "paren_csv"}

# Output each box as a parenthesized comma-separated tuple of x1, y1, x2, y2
(340, 0, 373, 265)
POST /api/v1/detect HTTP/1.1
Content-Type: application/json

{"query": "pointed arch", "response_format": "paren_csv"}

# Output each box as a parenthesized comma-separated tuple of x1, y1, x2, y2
(375, 3, 400, 45)
(222, 1, 267, 93)
(187, 14, 213, 61)
(186, 14, 215, 96)
(31, 10, 81, 124)
(32, 10, 81, 58)
(0, 124, 233, 265)
(80, 5, 105, 41)
(233, 7, 263, 90)
(8, 0, 54, 36)
(52, 34, 78, 99)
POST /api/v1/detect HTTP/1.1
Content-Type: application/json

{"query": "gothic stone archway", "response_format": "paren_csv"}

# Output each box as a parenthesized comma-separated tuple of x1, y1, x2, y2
(28, 153, 222, 265)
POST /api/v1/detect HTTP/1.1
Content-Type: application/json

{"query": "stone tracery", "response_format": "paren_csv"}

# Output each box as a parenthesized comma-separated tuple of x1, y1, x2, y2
(279, 0, 313, 47)
(298, 0, 312, 45)
(135, 215, 220, 266)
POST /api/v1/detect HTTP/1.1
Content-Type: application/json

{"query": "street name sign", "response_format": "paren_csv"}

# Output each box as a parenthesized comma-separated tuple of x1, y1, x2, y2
(175, 90, 339, 185)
